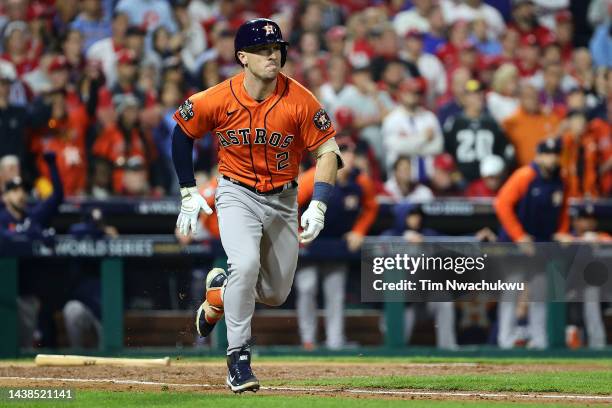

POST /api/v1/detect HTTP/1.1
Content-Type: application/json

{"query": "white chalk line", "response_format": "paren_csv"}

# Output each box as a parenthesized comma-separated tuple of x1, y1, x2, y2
(1, 376, 611, 401)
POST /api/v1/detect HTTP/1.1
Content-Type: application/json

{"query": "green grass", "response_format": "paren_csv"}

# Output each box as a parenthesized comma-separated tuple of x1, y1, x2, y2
(272, 370, 612, 395)
(4, 391, 596, 408)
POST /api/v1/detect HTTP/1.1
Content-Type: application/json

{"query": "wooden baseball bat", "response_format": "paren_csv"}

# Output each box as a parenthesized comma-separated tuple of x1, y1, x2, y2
(35, 354, 171, 367)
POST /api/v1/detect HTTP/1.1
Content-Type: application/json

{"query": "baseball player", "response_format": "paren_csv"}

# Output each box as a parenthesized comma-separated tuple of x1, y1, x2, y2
(171, 19, 341, 393)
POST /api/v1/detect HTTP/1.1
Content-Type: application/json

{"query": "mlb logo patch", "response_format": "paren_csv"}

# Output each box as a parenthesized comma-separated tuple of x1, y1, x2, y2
(179, 99, 194, 121)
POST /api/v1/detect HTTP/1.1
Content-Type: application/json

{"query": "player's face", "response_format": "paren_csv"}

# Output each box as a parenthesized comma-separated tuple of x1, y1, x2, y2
(537, 152, 560, 173)
(3, 187, 26, 210)
(240, 44, 282, 81)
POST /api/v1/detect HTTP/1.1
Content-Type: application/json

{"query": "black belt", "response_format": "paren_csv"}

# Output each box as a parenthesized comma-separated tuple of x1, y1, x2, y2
(222, 176, 297, 195)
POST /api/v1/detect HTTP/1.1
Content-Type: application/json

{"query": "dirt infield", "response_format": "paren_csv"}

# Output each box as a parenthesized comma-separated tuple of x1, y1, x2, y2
(1, 360, 611, 404)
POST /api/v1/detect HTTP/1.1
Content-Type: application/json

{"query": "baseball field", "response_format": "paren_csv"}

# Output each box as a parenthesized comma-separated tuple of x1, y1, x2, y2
(1, 356, 611, 407)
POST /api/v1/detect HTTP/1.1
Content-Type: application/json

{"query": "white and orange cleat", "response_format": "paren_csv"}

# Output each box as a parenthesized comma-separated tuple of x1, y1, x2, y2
(195, 268, 227, 337)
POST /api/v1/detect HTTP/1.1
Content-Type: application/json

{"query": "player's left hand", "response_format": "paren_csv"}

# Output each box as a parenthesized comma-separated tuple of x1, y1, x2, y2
(177, 186, 213, 236)
(300, 200, 326, 243)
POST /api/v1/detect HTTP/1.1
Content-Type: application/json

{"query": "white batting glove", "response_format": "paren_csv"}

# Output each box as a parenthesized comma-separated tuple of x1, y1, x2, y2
(176, 186, 213, 236)
(300, 200, 326, 243)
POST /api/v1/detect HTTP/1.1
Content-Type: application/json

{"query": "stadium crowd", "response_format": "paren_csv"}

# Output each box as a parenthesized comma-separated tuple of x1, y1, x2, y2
(1, 0, 611, 351)
(0, 0, 609, 202)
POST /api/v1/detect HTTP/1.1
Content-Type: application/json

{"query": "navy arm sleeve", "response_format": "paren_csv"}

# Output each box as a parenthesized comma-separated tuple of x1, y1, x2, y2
(171, 125, 196, 188)
(31, 153, 64, 227)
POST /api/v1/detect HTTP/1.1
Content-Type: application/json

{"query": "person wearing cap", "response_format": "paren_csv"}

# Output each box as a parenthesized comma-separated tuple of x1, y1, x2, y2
(92, 93, 161, 195)
(427, 152, 464, 197)
(559, 109, 611, 198)
(382, 76, 443, 170)
(508, 0, 553, 47)
(494, 137, 570, 349)
(295, 138, 379, 350)
(0, 152, 63, 238)
(400, 29, 447, 104)
(324, 26, 347, 60)
(443, 79, 513, 183)
(465, 154, 506, 197)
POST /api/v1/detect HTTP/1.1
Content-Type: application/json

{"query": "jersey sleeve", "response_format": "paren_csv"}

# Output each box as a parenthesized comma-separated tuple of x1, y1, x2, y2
(299, 94, 336, 151)
(494, 166, 536, 241)
(352, 174, 379, 236)
(172, 90, 215, 140)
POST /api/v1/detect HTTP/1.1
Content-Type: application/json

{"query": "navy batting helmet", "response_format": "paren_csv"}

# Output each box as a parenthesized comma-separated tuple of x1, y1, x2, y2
(234, 18, 289, 67)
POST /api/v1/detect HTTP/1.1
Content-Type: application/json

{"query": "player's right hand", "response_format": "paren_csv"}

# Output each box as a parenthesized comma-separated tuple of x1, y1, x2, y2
(300, 200, 326, 243)
(177, 186, 213, 236)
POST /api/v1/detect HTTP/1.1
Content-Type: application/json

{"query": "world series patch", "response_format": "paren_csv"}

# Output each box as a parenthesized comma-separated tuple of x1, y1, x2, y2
(179, 99, 194, 121)
(313, 109, 331, 131)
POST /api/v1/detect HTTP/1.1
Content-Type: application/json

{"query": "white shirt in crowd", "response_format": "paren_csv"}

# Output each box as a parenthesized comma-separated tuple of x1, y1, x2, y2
(319, 83, 355, 121)
(86, 37, 118, 87)
(414, 53, 447, 101)
(393, 8, 431, 37)
(384, 177, 434, 203)
(486, 92, 520, 124)
(382, 106, 443, 170)
(336, 86, 396, 162)
(444, 0, 506, 37)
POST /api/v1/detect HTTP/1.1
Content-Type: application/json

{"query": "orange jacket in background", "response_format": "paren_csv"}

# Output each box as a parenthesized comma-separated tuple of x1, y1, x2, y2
(560, 119, 611, 199)
(503, 107, 562, 166)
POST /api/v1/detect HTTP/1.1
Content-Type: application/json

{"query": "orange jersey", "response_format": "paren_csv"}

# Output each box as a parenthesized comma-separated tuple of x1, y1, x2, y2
(502, 107, 562, 167)
(560, 119, 611, 199)
(173, 71, 336, 193)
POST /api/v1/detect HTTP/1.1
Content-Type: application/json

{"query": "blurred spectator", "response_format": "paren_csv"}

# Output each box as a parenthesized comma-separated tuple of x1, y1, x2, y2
(336, 65, 394, 162)
(0, 155, 20, 189)
(296, 138, 378, 350)
(560, 110, 611, 198)
(382, 77, 442, 170)
(487, 63, 520, 124)
(86, 12, 130, 88)
(88, 157, 113, 199)
(0, 0, 29, 34)
(443, 80, 512, 183)
(471, 18, 503, 57)
(1, 20, 38, 77)
(195, 24, 240, 83)
(393, 0, 433, 37)
(427, 153, 464, 196)
(515, 33, 541, 79)
(324, 26, 348, 60)
(172, 0, 207, 76)
(121, 156, 151, 197)
(502, 84, 562, 166)
(554, 10, 574, 64)
(399, 29, 447, 105)
(449, 0, 506, 38)
(589, 3, 612, 68)
(384, 155, 433, 203)
(70, 0, 112, 52)
(92, 93, 161, 195)
(115, 0, 177, 33)
(436, 20, 471, 69)
(530, 63, 578, 114)
(0, 152, 63, 239)
(0, 64, 39, 184)
(495, 138, 570, 349)
(153, 82, 182, 194)
(508, 0, 553, 46)
(31, 90, 88, 197)
(437, 66, 471, 126)
(320, 57, 352, 120)
(465, 154, 506, 198)
(422, 4, 446, 55)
